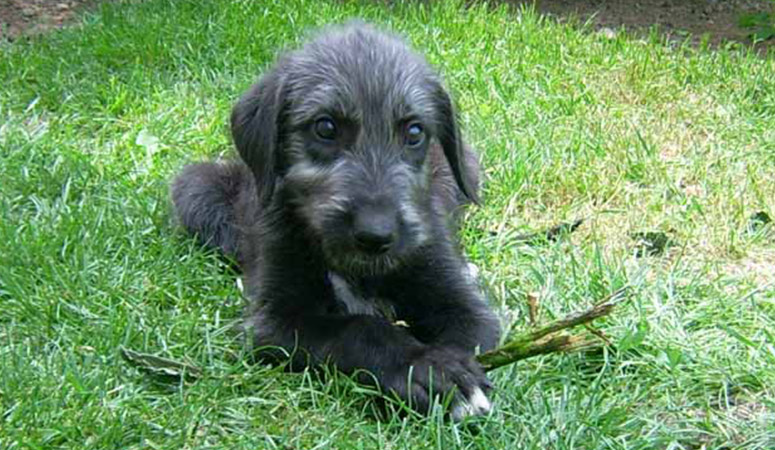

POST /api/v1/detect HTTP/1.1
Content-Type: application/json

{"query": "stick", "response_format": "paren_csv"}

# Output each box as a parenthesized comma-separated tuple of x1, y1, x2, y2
(477, 287, 629, 372)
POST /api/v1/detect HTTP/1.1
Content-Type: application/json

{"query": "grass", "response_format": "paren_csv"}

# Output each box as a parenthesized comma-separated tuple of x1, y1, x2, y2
(1, 0, 774, 448)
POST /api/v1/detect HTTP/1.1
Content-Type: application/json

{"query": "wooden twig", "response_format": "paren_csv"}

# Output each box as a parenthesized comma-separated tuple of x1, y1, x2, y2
(477, 287, 629, 372)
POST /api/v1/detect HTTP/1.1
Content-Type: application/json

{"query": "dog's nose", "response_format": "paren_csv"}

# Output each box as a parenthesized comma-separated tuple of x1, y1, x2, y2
(353, 209, 397, 254)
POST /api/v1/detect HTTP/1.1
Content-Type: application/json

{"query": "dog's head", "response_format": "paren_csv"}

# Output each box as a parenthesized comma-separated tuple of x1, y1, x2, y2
(231, 23, 477, 275)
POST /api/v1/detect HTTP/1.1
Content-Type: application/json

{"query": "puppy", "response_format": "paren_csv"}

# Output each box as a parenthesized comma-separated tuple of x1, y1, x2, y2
(171, 23, 501, 419)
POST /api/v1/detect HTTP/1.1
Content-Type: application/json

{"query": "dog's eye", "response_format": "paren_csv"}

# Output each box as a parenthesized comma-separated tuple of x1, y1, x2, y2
(405, 123, 425, 147)
(314, 118, 338, 141)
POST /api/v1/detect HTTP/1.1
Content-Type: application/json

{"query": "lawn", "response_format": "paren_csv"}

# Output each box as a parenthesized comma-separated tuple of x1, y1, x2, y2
(1, 0, 774, 448)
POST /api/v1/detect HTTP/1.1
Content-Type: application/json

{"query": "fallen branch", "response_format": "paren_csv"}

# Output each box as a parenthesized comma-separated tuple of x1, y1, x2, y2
(477, 287, 630, 372)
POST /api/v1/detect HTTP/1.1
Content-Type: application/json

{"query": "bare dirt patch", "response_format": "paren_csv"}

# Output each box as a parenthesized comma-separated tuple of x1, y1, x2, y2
(0, 0, 98, 40)
(506, 0, 775, 50)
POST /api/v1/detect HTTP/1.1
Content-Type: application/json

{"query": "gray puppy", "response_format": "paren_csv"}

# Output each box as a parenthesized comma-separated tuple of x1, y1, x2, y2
(171, 23, 500, 419)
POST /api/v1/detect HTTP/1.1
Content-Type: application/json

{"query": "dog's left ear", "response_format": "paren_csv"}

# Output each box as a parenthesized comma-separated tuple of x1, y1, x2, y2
(433, 83, 480, 205)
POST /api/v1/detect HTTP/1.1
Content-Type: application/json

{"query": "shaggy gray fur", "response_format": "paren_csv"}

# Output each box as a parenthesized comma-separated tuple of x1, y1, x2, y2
(171, 23, 500, 419)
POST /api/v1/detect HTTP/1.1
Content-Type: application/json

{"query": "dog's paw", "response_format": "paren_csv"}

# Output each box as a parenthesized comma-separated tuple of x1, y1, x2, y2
(382, 346, 493, 418)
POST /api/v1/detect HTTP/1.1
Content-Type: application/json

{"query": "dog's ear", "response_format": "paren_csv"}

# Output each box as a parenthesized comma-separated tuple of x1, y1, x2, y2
(433, 83, 480, 205)
(231, 67, 287, 206)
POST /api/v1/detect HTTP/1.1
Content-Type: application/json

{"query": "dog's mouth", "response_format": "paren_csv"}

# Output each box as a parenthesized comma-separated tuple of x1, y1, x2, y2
(323, 248, 403, 277)
(312, 209, 421, 276)
(320, 230, 413, 276)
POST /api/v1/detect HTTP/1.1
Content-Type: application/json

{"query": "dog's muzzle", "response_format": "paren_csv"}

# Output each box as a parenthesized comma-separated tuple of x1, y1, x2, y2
(352, 203, 398, 255)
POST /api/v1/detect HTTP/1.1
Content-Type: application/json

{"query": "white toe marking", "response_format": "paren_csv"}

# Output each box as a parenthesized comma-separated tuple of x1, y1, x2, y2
(469, 387, 491, 413)
(466, 262, 480, 280)
(451, 402, 475, 421)
(451, 387, 492, 420)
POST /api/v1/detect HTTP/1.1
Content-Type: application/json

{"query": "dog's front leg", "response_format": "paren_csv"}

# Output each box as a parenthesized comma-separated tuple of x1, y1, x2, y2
(384, 250, 500, 352)
(380, 243, 501, 419)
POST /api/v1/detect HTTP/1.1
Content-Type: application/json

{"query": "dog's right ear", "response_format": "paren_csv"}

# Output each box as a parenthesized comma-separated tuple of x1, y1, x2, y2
(432, 82, 481, 205)
(231, 67, 287, 206)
